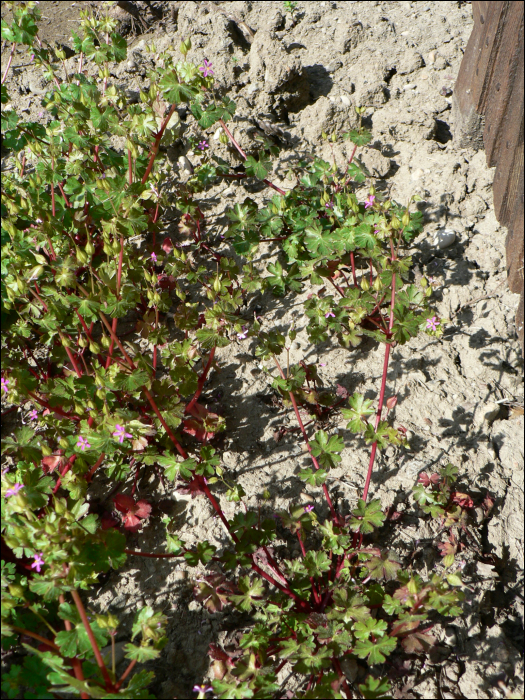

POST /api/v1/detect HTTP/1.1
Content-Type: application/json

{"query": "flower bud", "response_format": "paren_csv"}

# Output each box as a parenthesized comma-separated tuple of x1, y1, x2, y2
(219, 132, 229, 144)
(369, 185, 376, 196)
(402, 211, 410, 227)
(59, 437, 69, 449)
(85, 239, 95, 256)
(100, 334, 111, 349)
(78, 335, 89, 348)
(420, 277, 428, 288)
(390, 215, 401, 230)
(103, 242, 113, 256)
(153, 292, 161, 304)
(213, 277, 221, 293)
(360, 277, 370, 291)
(89, 341, 101, 354)
(28, 265, 45, 280)
(41, 445, 53, 456)
(372, 276, 382, 292)
(16, 277, 28, 294)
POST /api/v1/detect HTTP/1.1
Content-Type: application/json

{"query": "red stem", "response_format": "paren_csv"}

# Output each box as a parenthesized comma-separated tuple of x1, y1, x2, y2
(70, 589, 114, 691)
(141, 105, 177, 185)
(185, 347, 216, 414)
(219, 119, 286, 196)
(9, 625, 59, 652)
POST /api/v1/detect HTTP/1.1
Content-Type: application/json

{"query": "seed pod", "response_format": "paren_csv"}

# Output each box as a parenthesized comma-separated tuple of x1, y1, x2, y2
(76, 246, 89, 264)
(78, 335, 89, 348)
(360, 278, 370, 291)
(390, 215, 401, 230)
(372, 276, 382, 292)
(89, 341, 100, 354)
(402, 211, 410, 227)
(85, 240, 95, 256)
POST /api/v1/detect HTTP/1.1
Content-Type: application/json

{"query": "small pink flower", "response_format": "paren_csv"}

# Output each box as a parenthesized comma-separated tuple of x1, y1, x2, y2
(374, 227, 380, 235)
(426, 316, 440, 332)
(77, 436, 90, 451)
(364, 195, 375, 209)
(319, 363, 326, 367)
(1, 378, 9, 394)
(304, 504, 314, 513)
(29, 409, 39, 420)
(193, 685, 213, 695)
(30, 54, 35, 63)
(199, 59, 214, 77)
(325, 311, 335, 318)
(31, 553, 44, 573)
(237, 326, 248, 340)
(112, 424, 133, 443)
(198, 140, 209, 150)
(5, 483, 24, 498)
(325, 201, 333, 209)
(151, 252, 157, 262)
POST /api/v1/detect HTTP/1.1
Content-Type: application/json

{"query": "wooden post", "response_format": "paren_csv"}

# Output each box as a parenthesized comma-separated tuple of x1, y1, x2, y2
(453, 1, 524, 350)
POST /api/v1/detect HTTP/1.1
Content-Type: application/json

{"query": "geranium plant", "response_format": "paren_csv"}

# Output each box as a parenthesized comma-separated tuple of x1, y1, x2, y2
(0, 2, 483, 699)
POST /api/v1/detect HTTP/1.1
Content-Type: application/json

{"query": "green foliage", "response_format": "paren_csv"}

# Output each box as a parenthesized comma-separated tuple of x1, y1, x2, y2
(0, 5, 468, 698)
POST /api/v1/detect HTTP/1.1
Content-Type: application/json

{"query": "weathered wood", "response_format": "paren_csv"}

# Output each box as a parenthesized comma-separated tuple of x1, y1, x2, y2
(454, 1, 524, 349)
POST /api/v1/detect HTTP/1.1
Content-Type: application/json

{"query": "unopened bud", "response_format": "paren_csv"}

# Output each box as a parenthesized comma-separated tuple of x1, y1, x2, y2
(390, 216, 401, 230)
(78, 335, 89, 348)
(360, 278, 370, 291)
(402, 211, 410, 227)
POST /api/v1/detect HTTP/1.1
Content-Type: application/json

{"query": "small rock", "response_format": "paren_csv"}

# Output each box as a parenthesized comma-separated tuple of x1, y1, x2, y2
(428, 50, 437, 64)
(340, 94, 352, 107)
(411, 168, 424, 181)
(127, 60, 137, 71)
(476, 562, 498, 578)
(432, 229, 456, 249)
(398, 49, 425, 75)
(445, 662, 461, 683)
(246, 83, 259, 96)
(340, 657, 358, 682)
(440, 85, 453, 97)
(443, 626, 458, 646)
(403, 83, 417, 91)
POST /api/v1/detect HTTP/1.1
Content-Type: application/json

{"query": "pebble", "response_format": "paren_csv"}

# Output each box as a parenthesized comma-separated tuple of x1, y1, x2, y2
(443, 626, 458, 646)
(403, 83, 417, 90)
(432, 228, 456, 249)
(213, 126, 222, 140)
(340, 94, 351, 107)
(428, 50, 437, 64)
(411, 168, 424, 181)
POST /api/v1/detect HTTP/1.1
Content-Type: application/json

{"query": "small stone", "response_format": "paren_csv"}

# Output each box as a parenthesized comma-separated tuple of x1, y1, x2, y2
(403, 83, 417, 91)
(476, 562, 498, 578)
(173, 570, 188, 581)
(340, 657, 358, 682)
(340, 94, 351, 107)
(440, 85, 453, 97)
(428, 50, 437, 64)
(411, 168, 424, 181)
(127, 60, 137, 71)
(443, 626, 457, 646)
(432, 228, 456, 249)
(246, 83, 259, 95)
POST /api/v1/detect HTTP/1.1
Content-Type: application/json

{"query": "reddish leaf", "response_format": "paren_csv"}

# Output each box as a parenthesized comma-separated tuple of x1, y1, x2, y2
(451, 492, 473, 509)
(336, 384, 349, 399)
(482, 492, 495, 516)
(209, 644, 232, 663)
(157, 273, 177, 291)
(401, 630, 435, 654)
(161, 236, 173, 254)
(101, 513, 119, 530)
(430, 473, 441, 485)
(418, 472, 430, 487)
(437, 540, 456, 557)
(112, 494, 151, 531)
(386, 395, 398, 410)
(183, 403, 222, 442)
(177, 476, 207, 498)
(41, 454, 65, 474)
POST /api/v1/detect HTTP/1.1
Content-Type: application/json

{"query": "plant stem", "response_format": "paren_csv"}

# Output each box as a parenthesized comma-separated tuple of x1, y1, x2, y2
(141, 105, 177, 185)
(185, 347, 216, 414)
(219, 119, 286, 196)
(70, 589, 114, 691)
(273, 356, 337, 520)
(9, 625, 59, 652)
(361, 271, 396, 503)
(1, 42, 16, 85)
(59, 594, 88, 699)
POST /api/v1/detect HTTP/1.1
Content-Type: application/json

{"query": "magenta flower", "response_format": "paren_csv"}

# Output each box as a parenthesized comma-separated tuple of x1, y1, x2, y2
(319, 363, 326, 367)
(426, 316, 440, 332)
(237, 326, 248, 340)
(1, 378, 9, 394)
(30, 54, 35, 63)
(304, 504, 314, 513)
(77, 436, 91, 451)
(5, 483, 24, 498)
(325, 201, 333, 209)
(374, 227, 380, 235)
(29, 409, 39, 421)
(198, 140, 209, 150)
(31, 553, 44, 573)
(325, 311, 335, 318)
(112, 424, 133, 443)
(151, 252, 157, 263)
(364, 195, 375, 209)
(199, 59, 214, 77)
(193, 685, 213, 695)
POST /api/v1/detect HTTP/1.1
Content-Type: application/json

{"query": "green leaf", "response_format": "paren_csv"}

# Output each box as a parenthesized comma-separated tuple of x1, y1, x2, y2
(230, 576, 265, 612)
(245, 153, 271, 180)
(345, 129, 372, 147)
(349, 499, 385, 534)
(364, 550, 402, 581)
(341, 392, 375, 432)
(298, 467, 328, 486)
(354, 618, 388, 641)
(353, 635, 397, 665)
(310, 430, 344, 469)
(159, 71, 196, 103)
(184, 541, 216, 566)
(195, 327, 230, 349)
(358, 675, 392, 699)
